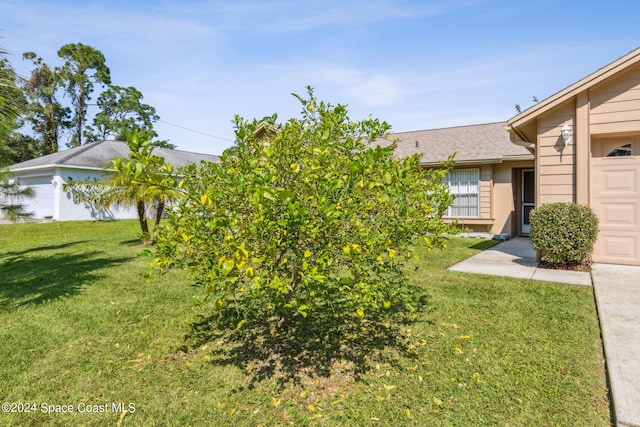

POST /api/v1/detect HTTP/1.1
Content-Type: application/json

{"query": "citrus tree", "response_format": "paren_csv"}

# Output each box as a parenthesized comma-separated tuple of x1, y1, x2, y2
(155, 89, 454, 331)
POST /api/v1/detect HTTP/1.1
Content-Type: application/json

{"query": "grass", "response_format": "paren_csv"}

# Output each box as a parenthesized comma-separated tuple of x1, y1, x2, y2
(0, 220, 610, 426)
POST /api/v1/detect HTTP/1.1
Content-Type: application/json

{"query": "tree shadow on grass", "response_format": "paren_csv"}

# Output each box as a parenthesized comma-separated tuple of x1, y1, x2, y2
(0, 243, 130, 310)
(120, 238, 144, 246)
(4, 241, 89, 257)
(469, 239, 500, 251)
(181, 288, 432, 388)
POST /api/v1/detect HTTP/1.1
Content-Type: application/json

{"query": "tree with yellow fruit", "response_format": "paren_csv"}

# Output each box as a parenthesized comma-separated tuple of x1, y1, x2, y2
(154, 87, 454, 334)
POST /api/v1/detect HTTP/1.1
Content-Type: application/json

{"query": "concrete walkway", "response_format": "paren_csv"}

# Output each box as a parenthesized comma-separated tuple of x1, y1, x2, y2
(592, 264, 640, 427)
(448, 238, 640, 427)
(448, 237, 591, 286)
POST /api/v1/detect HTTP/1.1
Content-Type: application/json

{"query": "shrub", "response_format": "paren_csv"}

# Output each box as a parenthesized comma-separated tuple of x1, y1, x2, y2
(529, 202, 599, 266)
(154, 88, 455, 332)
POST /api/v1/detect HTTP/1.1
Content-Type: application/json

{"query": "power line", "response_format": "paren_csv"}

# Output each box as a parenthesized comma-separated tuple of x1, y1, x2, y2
(85, 107, 234, 143)
(158, 120, 235, 142)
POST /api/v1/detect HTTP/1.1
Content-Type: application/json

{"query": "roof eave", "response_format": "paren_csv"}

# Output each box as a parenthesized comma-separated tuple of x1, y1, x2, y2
(419, 152, 534, 168)
(502, 154, 535, 161)
(9, 164, 113, 173)
(504, 124, 536, 153)
(507, 47, 640, 130)
(420, 158, 503, 167)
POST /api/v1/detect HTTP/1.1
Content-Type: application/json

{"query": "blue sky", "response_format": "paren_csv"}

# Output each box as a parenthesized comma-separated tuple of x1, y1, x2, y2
(2, 0, 639, 154)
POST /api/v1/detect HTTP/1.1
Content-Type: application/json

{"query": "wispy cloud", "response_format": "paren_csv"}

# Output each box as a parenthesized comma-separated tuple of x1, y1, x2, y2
(3, 0, 639, 154)
(280, 64, 404, 106)
(169, 0, 491, 35)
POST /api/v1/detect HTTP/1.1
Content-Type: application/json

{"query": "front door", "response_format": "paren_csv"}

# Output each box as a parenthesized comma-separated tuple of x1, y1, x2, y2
(522, 169, 535, 234)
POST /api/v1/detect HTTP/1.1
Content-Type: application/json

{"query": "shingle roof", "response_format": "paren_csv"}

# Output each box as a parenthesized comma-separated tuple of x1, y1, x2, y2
(10, 124, 530, 172)
(9, 140, 220, 171)
(376, 122, 533, 165)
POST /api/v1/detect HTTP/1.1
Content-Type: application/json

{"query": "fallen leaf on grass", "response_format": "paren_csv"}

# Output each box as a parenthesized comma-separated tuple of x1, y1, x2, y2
(116, 411, 128, 426)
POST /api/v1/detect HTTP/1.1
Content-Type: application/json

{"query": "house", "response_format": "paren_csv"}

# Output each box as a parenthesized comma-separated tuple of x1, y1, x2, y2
(506, 47, 640, 266)
(7, 140, 219, 221)
(8, 47, 640, 265)
(381, 122, 534, 239)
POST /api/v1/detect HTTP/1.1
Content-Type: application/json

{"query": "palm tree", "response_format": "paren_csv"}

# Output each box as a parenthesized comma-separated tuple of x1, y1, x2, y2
(98, 165, 177, 243)
(0, 44, 13, 122)
(0, 169, 34, 221)
(64, 132, 180, 243)
(1, 43, 28, 166)
(0, 44, 24, 126)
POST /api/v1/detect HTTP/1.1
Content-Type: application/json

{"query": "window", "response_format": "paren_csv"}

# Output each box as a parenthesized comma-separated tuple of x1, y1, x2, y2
(606, 143, 632, 157)
(443, 169, 479, 217)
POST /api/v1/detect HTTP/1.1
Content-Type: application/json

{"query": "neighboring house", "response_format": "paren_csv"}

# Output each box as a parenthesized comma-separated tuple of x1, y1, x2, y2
(7, 140, 219, 221)
(506, 47, 640, 266)
(381, 122, 534, 239)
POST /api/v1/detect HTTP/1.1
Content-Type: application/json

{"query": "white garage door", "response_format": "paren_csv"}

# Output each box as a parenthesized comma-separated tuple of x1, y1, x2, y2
(591, 137, 640, 265)
(17, 175, 55, 219)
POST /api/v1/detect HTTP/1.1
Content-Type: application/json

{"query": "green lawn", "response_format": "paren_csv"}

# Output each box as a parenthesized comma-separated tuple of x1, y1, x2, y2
(0, 220, 610, 426)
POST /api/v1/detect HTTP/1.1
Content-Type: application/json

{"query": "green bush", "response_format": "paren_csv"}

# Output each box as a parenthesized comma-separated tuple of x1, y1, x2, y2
(530, 202, 599, 266)
(154, 88, 455, 333)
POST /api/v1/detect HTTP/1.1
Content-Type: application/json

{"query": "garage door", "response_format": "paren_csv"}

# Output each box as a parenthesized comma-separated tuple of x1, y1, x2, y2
(17, 175, 55, 219)
(591, 137, 640, 265)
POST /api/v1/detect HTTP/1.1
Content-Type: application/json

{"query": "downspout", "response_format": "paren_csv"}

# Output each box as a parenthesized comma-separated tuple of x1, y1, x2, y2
(505, 124, 535, 155)
(505, 123, 536, 238)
